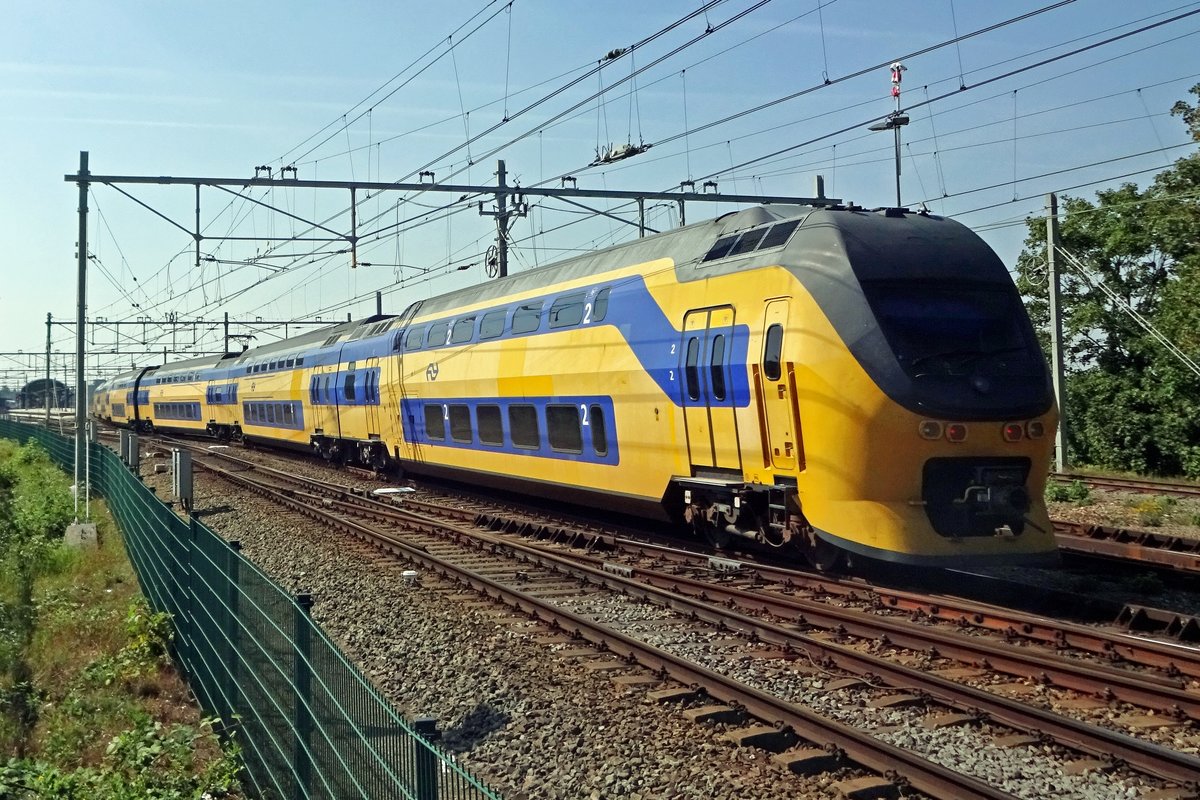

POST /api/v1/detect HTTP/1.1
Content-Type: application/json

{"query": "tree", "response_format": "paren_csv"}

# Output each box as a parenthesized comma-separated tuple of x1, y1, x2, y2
(1015, 84, 1200, 476)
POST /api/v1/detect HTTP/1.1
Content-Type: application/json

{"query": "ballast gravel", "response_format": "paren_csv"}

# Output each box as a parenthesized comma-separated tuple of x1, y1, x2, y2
(137, 455, 1194, 800)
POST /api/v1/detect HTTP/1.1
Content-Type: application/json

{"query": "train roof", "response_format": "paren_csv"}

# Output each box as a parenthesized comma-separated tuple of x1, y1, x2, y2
(408, 205, 818, 316)
(228, 314, 396, 364)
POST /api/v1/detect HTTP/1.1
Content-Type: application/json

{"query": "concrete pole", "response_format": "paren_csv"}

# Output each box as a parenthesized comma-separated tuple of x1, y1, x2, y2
(45, 313, 51, 426)
(1046, 193, 1068, 472)
(74, 151, 90, 520)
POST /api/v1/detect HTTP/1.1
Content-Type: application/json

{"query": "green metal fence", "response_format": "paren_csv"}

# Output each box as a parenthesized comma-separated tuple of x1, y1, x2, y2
(0, 419, 502, 800)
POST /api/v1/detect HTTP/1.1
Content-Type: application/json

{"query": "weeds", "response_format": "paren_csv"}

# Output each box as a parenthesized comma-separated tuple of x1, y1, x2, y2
(1046, 480, 1092, 505)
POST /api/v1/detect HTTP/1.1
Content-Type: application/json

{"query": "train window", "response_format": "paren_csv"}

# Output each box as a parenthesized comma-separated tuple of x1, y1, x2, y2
(479, 309, 507, 340)
(511, 302, 542, 334)
(404, 326, 425, 351)
(763, 324, 784, 381)
(508, 405, 539, 449)
(267, 404, 277, 424)
(702, 234, 739, 262)
(448, 405, 472, 443)
(546, 405, 582, 453)
(590, 405, 608, 457)
(728, 227, 767, 256)
(710, 334, 727, 401)
(246, 367, 252, 375)
(309, 377, 317, 404)
(477, 405, 503, 445)
(344, 373, 356, 402)
(323, 376, 332, 404)
(296, 357, 303, 367)
(450, 316, 476, 344)
(392, 331, 404, 352)
(424, 404, 446, 440)
(591, 287, 610, 322)
(286, 358, 294, 368)
(758, 219, 800, 250)
(243, 402, 251, 421)
(685, 337, 701, 401)
(549, 293, 586, 329)
(426, 321, 450, 348)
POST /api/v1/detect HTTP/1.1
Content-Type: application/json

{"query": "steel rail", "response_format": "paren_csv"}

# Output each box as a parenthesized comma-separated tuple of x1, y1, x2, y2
(194, 461, 1026, 800)
(1055, 520, 1200, 576)
(1051, 472, 1200, 499)
(196, 460, 1200, 786)
(178, 443, 1200, 684)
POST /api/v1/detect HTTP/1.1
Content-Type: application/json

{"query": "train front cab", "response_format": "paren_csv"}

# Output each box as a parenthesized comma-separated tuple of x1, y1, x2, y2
(674, 213, 1060, 569)
(801, 210, 1058, 567)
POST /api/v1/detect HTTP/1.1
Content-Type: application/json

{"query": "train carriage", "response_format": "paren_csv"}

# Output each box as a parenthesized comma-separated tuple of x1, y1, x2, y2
(389, 204, 1058, 567)
(93, 204, 1059, 569)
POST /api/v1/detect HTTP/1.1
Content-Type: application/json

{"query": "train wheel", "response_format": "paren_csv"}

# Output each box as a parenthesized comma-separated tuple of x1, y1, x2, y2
(702, 521, 732, 550)
(806, 536, 845, 572)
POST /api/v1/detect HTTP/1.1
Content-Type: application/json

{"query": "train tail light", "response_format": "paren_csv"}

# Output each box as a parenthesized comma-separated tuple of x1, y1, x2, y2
(1002, 423, 1024, 442)
(1026, 420, 1045, 439)
(918, 420, 943, 440)
(945, 423, 968, 443)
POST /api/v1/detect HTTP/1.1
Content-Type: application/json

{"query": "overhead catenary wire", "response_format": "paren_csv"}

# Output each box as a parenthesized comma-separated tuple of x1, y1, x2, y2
(1056, 245, 1200, 378)
(77, 2, 1200, 364)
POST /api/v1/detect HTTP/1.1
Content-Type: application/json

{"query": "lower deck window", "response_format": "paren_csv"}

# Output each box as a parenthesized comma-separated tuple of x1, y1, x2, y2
(547, 405, 582, 453)
(509, 405, 539, 449)
(477, 405, 503, 445)
(590, 405, 608, 456)
(424, 404, 446, 440)
(448, 405, 472, 443)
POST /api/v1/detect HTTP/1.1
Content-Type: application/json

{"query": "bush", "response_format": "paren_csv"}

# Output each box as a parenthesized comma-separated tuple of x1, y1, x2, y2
(1133, 497, 1168, 527)
(1047, 480, 1092, 504)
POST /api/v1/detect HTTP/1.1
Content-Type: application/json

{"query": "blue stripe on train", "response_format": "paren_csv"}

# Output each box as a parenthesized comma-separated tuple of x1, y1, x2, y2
(401, 396, 619, 465)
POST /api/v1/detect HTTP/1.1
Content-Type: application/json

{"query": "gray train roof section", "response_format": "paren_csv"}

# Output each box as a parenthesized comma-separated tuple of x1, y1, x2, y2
(404, 206, 819, 317)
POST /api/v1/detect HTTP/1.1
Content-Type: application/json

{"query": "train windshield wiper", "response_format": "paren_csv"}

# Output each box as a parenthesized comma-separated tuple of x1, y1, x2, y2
(908, 346, 1027, 369)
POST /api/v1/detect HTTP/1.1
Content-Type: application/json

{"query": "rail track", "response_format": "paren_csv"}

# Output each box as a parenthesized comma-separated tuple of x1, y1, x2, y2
(1054, 519, 1200, 578)
(1051, 472, 1200, 499)
(151, 440, 1200, 796)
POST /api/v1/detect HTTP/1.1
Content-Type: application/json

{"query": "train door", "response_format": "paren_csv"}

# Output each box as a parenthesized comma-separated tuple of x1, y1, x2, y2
(363, 357, 380, 436)
(679, 307, 742, 474)
(758, 300, 800, 471)
(311, 363, 340, 438)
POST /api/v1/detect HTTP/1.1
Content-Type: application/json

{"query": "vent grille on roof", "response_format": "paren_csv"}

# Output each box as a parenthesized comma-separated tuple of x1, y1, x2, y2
(700, 219, 801, 264)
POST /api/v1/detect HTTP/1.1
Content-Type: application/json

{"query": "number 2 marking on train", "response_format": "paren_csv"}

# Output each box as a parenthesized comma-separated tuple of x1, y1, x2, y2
(580, 403, 589, 425)
(583, 303, 593, 324)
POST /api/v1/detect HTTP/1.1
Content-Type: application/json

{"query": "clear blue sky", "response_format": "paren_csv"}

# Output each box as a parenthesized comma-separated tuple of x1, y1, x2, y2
(1, 0, 1197, 387)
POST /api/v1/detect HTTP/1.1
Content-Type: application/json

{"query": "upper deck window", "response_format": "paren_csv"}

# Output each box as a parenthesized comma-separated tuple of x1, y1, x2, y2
(512, 303, 542, 335)
(549, 294, 586, 329)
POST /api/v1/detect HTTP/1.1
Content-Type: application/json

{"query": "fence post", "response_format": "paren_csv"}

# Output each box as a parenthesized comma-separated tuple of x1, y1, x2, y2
(413, 717, 441, 800)
(293, 593, 314, 800)
(224, 540, 241, 732)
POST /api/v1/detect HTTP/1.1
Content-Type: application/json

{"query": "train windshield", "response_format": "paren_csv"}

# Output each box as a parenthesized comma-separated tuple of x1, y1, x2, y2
(863, 280, 1040, 377)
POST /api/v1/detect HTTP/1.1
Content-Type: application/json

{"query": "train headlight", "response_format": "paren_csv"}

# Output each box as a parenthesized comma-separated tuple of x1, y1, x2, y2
(1026, 420, 1045, 439)
(918, 420, 943, 440)
(945, 423, 968, 443)
(1002, 423, 1024, 442)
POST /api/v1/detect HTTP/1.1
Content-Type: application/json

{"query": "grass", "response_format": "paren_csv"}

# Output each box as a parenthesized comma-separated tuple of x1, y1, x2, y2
(0, 442, 240, 798)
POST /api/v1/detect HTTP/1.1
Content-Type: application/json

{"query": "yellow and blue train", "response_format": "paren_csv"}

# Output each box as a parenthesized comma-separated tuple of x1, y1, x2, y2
(92, 204, 1059, 568)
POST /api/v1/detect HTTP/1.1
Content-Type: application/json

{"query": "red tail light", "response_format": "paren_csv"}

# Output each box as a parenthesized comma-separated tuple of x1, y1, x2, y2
(1002, 423, 1024, 442)
(946, 423, 968, 443)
